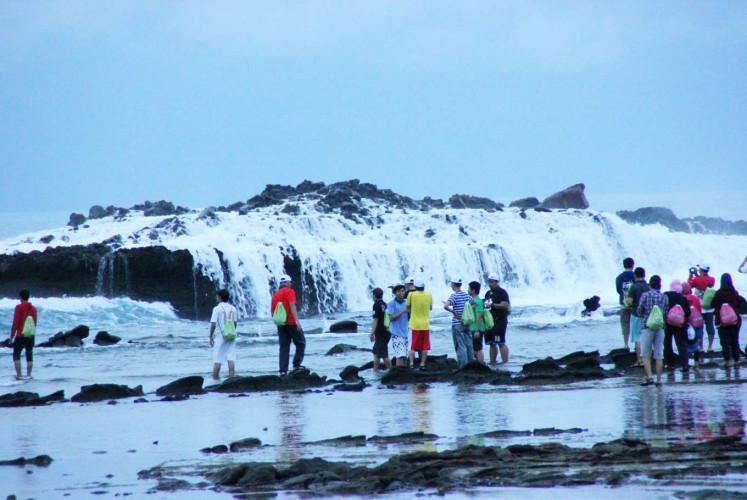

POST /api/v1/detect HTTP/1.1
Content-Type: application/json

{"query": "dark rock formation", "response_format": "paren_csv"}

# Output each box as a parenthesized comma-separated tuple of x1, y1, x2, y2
(230, 438, 263, 452)
(326, 344, 365, 355)
(616, 207, 689, 232)
(509, 197, 540, 209)
(38, 325, 90, 347)
(71, 384, 144, 403)
(582, 296, 601, 316)
(93, 331, 121, 346)
(67, 213, 87, 227)
(339, 365, 361, 382)
(0, 455, 53, 467)
(88, 205, 118, 220)
(329, 321, 358, 333)
(333, 380, 368, 391)
(156, 376, 206, 397)
(0, 245, 216, 320)
(448, 195, 502, 210)
(130, 200, 188, 217)
(0, 390, 65, 407)
(538, 183, 589, 209)
(207, 370, 330, 393)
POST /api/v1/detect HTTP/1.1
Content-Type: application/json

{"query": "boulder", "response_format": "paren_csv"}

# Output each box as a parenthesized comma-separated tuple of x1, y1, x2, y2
(230, 438, 263, 452)
(208, 370, 330, 393)
(0, 390, 65, 407)
(0, 455, 53, 467)
(537, 183, 589, 210)
(448, 195, 502, 210)
(329, 321, 358, 333)
(93, 331, 121, 346)
(339, 365, 361, 382)
(88, 205, 116, 220)
(326, 344, 362, 356)
(38, 325, 90, 348)
(582, 296, 601, 317)
(71, 383, 144, 403)
(156, 376, 205, 397)
(616, 207, 689, 233)
(67, 213, 87, 227)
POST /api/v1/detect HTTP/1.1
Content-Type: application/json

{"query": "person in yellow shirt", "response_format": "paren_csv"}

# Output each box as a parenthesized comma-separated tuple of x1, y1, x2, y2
(405, 279, 433, 370)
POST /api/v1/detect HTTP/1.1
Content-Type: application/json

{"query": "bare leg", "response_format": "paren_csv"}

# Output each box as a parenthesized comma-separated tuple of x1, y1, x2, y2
(500, 344, 509, 364)
(26, 362, 32, 378)
(384, 357, 392, 369)
(227, 360, 235, 378)
(642, 356, 653, 380)
(396, 357, 407, 367)
(14, 360, 22, 379)
(476, 350, 484, 364)
(635, 341, 642, 363)
(212, 363, 221, 379)
(489, 345, 498, 364)
(373, 355, 380, 371)
(655, 359, 663, 384)
(409, 351, 415, 367)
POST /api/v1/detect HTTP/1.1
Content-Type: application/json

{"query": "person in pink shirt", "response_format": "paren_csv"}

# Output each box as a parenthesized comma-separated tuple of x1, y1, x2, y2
(681, 282, 704, 367)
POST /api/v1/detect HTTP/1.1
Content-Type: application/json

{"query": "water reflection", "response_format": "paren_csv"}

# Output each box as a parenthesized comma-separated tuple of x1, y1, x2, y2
(624, 384, 746, 443)
(410, 384, 435, 453)
(275, 392, 304, 463)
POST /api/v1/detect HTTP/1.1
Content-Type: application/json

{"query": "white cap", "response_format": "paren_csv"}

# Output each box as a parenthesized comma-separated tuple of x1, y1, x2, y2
(450, 277, 462, 285)
(487, 273, 500, 282)
(699, 262, 711, 272)
(279, 274, 292, 283)
(405, 275, 414, 284)
(414, 280, 425, 288)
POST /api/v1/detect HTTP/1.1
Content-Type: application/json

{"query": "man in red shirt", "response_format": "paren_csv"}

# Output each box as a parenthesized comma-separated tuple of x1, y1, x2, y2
(270, 274, 305, 375)
(10, 289, 38, 380)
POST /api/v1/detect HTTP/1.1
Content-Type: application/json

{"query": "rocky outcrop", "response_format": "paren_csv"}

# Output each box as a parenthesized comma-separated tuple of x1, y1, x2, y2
(617, 207, 747, 235)
(0, 390, 65, 407)
(448, 195, 502, 210)
(156, 376, 205, 397)
(207, 370, 330, 393)
(38, 325, 90, 347)
(70, 384, 144, 403)
(0, 455, 53, 467)
(509, 197, 540, 209)
(537, 183, 589, 209)
(329, 321, 358, 333)
(0, 245, 216, 320)
(93, 331, 121, 346)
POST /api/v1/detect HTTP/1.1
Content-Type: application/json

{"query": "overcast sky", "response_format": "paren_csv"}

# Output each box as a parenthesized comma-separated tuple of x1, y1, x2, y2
(1, 2, 746, 219)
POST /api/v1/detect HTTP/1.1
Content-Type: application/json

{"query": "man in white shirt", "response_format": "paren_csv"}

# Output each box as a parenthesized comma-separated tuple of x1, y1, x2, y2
(209, 289, 239, 379)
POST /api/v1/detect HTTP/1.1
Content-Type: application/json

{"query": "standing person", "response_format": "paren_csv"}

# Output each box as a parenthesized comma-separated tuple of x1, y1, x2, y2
(209, 289, 238, 379)
(444, 278, 475, 368)
(387, 284, 409, 367)
(739, 256, 747, 274)
(681, 282, 704, 367)
(468, 281, 485, 364)
(689, 263, 716, 352)
(270, 274, 305, 376)
(637, 275, 669, 387)
(9, 289, 37, 380)
(405, 279, 433, 370)
(404, 276, 416, 298)
(625, 267, 649, 366)
(615, 257, 635, 350)
(711, 273, 743, 368)
(369, 288, 392, 371)
(663, 280, 691, 372)
(484, 273, 511, 365)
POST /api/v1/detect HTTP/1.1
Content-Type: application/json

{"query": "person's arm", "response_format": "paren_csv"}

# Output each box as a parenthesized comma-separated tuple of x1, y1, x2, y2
(739, 256, 747, 273)
(290, 302, 302, 330)
(475, 309, 483, 337)
(615, 275, 623, 296)
(370, 317, 378, 342)
(209, 322, 216, 346)
(389, 307, 406, 320)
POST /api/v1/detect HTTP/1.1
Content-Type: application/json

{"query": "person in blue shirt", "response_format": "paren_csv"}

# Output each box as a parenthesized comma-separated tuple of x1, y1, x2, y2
(615, 257, 635, 351)
(387, 284, 409, 367)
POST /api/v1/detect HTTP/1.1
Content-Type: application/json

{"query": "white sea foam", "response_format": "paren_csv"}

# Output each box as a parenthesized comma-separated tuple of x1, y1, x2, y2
(1, 203, 745, 320)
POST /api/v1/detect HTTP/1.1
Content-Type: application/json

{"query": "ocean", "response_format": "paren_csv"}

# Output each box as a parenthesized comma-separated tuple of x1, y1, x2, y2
(1, 208, 747, 498)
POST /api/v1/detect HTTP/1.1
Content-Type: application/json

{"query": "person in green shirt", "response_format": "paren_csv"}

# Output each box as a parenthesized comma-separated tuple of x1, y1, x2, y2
(468, 281, 485, 364)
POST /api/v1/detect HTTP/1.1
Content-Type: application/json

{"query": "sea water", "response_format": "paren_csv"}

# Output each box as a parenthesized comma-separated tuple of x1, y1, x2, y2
(1, 296, 747, 498)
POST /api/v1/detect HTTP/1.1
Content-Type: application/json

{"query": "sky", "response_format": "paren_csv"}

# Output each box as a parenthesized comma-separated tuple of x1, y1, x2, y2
(1, 1, 746, 220)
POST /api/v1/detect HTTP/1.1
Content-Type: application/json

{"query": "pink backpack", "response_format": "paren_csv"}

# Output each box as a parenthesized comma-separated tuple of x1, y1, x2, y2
(689, 307, 704, 328)
(720, 304, 739, 327)
(666, 304, 686, 328)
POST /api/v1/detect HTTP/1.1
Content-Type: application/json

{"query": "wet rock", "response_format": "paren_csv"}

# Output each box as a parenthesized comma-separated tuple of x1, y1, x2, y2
(339, 365, 361, 382)
(616, 207, 689, 232)
(367, 431, 439, 445)
(207, 370, 330, 393)
(156, 376, 205, 397)
(556, 350, 600, 365)
(39, 234, 54, 244)
(0, 455, 53, 467)
(229, 438, 262, 452)
(67, 212, 87, 227)
(154, 478, 194, 491)
(448, 194, 502, 210)
(478, 429, 532, 438)
(37, 325, 90, 347)
(325, 344, 363, 355)
(71, 384, 144, 403)
(509, 197, 540, 209)
(302, 435, 367, 446)
(581, 296, 601, 316)
(329, 321, 358, 333)
(200, 445, 229, 454)
(537, 183, 589, 210)
(532, 427, 585, 436)
(0, 390, 65, 407)
(93, 331, 121, 346)
(333, 380, 367, 392)
(521, 357, 563, 376)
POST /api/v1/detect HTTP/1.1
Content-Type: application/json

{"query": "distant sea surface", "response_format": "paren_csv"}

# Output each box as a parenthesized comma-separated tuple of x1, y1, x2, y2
(0, 211, 68, 240)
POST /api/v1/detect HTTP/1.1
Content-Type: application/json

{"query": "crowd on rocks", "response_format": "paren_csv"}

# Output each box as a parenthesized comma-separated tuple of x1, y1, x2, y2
(616, 257, 746, 387)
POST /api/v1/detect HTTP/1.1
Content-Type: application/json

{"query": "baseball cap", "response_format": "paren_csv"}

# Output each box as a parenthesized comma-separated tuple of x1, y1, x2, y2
(414, 280, 425, 288)
(699, 262, 711, 272)
(450, 277, 462, 285)
(279, 274, 292, 283)
(405, 275, 414, 285)
(487, 273, 500, 282)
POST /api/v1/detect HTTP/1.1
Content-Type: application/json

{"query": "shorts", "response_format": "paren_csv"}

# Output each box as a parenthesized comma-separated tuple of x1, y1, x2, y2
(472, 330, 484, 352)
(411, 330, 431, 351)
(213, 336, 236, 364)
(391, 336, 408, 358)
(620, 308, 631, 336)
(630, 315, 643, 343)
(640, 328, 664, 360)
(484, 316, 508, 346)
(12, 336, 34, 362)
(372, 332, 391, 358)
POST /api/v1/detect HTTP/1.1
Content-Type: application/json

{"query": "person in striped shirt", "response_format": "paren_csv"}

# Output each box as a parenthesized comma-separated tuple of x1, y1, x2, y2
(444, 278, 475, 368)
(637, 275, 669, 387)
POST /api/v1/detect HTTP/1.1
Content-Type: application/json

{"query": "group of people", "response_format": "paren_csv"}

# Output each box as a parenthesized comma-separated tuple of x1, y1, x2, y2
(368, 275, 511, 372)
(616, 257, 744, 387)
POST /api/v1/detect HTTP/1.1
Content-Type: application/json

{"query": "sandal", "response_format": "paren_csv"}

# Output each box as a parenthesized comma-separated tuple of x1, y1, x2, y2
(641, 378, 655, 386)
